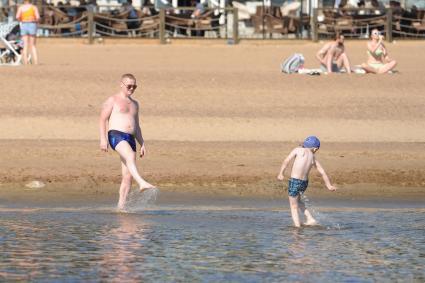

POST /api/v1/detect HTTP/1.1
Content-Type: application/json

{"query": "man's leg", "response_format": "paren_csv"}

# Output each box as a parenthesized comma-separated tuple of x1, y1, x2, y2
(289, 196, 301, 227)
(115, 141, 155, 191)
(339, 53, 352, 74)
(299, 198, 317, 225)
(117, 161, 132, 210)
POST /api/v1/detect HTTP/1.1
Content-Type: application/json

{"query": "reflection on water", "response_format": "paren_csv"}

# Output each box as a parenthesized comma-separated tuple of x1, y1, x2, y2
(0, 206, 424, 282)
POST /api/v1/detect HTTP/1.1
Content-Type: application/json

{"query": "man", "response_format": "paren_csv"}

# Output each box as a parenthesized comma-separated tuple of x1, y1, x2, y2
(316, 33, 352, 74)
(99, 74, 156, 210)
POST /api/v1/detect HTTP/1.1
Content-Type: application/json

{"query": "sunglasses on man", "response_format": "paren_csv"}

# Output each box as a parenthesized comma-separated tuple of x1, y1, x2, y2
(122, 81, 137, 90)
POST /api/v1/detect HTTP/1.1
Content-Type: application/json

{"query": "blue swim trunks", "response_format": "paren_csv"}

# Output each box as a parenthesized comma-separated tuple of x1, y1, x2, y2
(108, 130, 137, 152)
(288, 178, 309, 197)
(20, 22, 37, 36)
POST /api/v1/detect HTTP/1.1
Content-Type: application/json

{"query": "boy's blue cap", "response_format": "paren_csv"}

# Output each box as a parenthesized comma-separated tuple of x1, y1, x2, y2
(303, 136, 320, 148)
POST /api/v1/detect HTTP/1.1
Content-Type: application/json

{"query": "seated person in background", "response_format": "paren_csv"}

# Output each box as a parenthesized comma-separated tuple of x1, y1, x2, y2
(316, 32, 352, 74)
(191, 0, 205, 19)
(361, 29, 397, 74)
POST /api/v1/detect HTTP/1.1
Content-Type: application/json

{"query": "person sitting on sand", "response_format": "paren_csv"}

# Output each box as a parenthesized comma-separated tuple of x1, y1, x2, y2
(99, 74, 156, 210)
(277, 136, 337, 227)
(316, 32, 352, 74)
(361, 29, 397, 74)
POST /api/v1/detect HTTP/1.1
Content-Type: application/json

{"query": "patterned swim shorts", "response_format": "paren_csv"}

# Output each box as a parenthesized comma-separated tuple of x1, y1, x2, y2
(288, 178, 309, 197)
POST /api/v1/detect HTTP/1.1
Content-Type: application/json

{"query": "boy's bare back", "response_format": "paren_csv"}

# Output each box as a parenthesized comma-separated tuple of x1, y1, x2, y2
(290, 147, 315, 180)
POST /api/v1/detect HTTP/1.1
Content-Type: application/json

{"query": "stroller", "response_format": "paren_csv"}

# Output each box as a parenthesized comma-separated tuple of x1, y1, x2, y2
(0, 22, 23, 65)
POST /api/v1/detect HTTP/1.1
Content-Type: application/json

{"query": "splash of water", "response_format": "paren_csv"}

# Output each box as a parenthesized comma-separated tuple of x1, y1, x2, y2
(301, 194, 341, 230)
(124, 188, 159, 213)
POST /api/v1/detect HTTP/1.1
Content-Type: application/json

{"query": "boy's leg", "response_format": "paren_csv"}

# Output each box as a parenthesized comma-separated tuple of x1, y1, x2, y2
(117, 161, 132, 210)
(289, 196, 301, 227)
(299, 198, 317, 225)
(115, 141, 155, 190)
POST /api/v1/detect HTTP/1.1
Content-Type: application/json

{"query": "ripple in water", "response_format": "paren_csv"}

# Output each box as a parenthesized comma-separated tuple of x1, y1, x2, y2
(0, 197, 424, 282)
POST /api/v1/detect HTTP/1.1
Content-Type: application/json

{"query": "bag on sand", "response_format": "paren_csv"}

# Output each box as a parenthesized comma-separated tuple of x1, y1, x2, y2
(281, 53, 305, 74)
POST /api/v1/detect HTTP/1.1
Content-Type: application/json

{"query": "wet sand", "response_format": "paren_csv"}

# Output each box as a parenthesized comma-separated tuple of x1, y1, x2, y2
(0, 40, 424, 203)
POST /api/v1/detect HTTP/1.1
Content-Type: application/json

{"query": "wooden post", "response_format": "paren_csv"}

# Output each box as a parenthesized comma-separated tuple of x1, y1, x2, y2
(159, 9, 166, 44)
(298, 0, 303, 38)
(233, 8, 239, 44)
(88, 9, 94, 44)
(386, 8, 393, 42)
(312, 8, 318, 42)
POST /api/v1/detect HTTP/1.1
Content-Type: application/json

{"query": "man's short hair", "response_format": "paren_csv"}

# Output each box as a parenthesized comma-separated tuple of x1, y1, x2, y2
(121, 73, 136, 81)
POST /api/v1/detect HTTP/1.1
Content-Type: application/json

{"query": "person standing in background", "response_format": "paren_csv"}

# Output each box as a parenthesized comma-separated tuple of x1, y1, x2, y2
(16, 0, 39, 65)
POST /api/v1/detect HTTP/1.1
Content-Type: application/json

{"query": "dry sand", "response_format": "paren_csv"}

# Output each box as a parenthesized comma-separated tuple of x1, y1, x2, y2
(0, 39, 424, 203)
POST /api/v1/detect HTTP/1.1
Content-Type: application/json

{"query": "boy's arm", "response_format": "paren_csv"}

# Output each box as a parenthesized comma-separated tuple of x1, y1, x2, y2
(134, 105, 145, 157)
(314, 160, 337, 191)
(99, 97, 113, 152)
(277, 149, 297, 181)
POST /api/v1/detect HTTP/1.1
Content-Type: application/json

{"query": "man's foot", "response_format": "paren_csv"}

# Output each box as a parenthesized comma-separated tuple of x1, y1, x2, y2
(304, 219, 319, 226)
(116, 204, 128, 213)
(139, 182, 156, 192)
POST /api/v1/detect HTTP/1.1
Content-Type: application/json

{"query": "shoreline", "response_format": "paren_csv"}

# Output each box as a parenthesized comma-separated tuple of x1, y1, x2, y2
(1, 182, 424, 209)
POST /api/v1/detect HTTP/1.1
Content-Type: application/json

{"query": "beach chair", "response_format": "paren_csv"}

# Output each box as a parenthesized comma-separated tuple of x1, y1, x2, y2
(232, 1, 252, 21)
(251, 6, 269, 34)
(0, 22, 22, 66)
(412, 12, 425, 35)
(334, 16, 354, 34)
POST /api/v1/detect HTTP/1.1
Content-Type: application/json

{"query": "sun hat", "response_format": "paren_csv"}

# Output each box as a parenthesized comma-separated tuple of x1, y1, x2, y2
(303, 136, 320, 148)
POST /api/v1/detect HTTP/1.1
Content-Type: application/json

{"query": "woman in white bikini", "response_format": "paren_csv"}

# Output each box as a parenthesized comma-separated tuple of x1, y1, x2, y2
(361, 29, 397, 74)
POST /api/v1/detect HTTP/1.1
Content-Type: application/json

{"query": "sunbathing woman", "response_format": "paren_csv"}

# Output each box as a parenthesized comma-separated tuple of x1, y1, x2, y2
(361, 29, 397, 74)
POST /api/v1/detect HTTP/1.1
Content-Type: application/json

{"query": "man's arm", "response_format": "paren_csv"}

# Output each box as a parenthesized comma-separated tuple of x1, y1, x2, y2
(134, 104, 146, 157)
(314, 160, 337, 191)
(99, 97, 114, 151)
(326, 46, 336, 73)
(316, 43, 329, 65)
(277, 148, 297, 180)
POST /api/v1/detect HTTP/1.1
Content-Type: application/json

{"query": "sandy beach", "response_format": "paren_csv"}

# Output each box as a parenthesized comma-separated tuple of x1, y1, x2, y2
(0, 39, 424, 203)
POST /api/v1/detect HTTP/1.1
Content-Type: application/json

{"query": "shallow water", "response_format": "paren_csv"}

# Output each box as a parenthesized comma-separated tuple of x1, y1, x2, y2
(0, 193, 424, 282)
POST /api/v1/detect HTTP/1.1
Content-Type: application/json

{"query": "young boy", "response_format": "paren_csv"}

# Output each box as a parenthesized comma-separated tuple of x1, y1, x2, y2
(99, 73, 156, 210)
(277, 136, 337, 227)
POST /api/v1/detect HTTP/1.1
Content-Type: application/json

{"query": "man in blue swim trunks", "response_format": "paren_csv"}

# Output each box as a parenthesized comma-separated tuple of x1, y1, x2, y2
(277, 136, 337, 227)
(99, 73, 156, 210)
